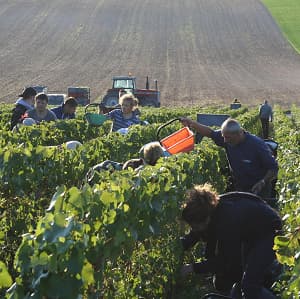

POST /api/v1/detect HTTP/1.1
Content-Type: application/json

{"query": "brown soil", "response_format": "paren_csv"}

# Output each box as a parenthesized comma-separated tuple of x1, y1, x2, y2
(1, 0, 300, 106)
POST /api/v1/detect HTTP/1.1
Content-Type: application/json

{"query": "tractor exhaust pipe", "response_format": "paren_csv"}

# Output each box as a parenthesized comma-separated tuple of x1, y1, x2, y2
(146, 76, 149, 89)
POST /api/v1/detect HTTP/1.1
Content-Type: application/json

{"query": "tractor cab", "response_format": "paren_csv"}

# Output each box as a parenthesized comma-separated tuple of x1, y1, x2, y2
(112, 76, 135, 92)
(101, 76, 136, 106)
(101, 75, 160, 107)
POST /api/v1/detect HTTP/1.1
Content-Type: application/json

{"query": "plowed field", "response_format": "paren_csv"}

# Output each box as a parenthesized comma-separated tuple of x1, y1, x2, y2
(1, 0, 300, 106)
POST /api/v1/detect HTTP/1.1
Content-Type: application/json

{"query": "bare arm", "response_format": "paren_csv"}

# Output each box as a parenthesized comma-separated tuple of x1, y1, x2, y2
(180, 118, 213, 137)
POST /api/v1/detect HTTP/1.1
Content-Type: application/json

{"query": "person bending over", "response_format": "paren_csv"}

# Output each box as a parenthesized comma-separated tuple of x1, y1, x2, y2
(180, 184, 282, 299)
(87, 142, 165, 185)
(140, 141, 164, 166)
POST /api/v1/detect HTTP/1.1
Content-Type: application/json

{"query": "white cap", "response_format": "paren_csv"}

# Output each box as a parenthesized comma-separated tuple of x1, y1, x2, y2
(22, 118, 36, 126)
(65, 140, 82, 150)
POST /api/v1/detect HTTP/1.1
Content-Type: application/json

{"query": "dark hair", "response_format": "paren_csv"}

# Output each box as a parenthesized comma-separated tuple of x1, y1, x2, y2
(64, 97, 78, 107)
(122, 158, 144, 170)
(35, 93, 48, 103)
(18, 87, 37, 99)
(182, 184, 219, 225)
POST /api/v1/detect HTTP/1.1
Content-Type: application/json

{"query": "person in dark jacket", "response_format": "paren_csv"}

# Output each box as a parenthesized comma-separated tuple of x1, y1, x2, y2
(180, 118, 278, 198)
(10, 87, 37, 130)
(51, 97, 78, 120)
(259, 100, 273, 139)
(180, 184, 282, 299)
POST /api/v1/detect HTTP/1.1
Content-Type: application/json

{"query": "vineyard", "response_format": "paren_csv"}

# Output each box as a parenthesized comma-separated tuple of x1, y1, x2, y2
(0, 104, 299, 298)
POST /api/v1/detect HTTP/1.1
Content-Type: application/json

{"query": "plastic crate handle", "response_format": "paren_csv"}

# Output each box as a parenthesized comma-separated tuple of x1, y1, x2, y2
(84, 103, 103, 114)
(156, 118, 183, 144)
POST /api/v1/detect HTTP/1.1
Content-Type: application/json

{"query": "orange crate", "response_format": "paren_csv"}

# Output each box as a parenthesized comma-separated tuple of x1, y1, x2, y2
(161, 127, 194, 155)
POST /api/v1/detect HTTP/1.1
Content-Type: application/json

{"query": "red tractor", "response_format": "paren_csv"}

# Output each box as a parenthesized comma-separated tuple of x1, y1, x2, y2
(101, 76, 160, 107)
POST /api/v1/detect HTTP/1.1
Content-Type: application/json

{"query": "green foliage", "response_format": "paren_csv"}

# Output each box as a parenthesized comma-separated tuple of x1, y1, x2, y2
(0, 262, 12, 288)
(6, 148, 225, 298)
(272, 106, 300, 298)
(0, 103, 299, 298)
(262, 0, 300, 54)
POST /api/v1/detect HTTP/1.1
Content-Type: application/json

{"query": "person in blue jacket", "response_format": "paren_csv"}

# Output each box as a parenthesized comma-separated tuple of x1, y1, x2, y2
(180, 184, 282, 299)
(51, 97, 78, 120)
(180, 118, 278, 198)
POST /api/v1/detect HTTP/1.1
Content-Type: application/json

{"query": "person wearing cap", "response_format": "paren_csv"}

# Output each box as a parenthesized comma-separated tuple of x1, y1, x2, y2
(10, 87, 37, 130)
(27, 93, 57, 123)
(180, 117, 278, 198)
(180, 184, 282, 299)
(51, 97, 78, 120)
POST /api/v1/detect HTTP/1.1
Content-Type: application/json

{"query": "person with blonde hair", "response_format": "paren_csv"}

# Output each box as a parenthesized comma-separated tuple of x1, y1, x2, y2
(122, 142, 164, 171)
(104, 94, 141, 132)
(142, 141, 164, 166)
(180, 184, 282, 299)
(87, 142, 165, 185)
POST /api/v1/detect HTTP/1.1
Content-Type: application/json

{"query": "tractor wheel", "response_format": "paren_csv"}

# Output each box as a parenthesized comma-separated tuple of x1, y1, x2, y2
(102, 95, 119, 106)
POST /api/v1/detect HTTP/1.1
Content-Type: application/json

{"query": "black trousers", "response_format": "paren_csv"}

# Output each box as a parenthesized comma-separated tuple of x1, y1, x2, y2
(240, 234, 277, 299)
(260, 118, 269, 139)
(213, 235, 278, 299)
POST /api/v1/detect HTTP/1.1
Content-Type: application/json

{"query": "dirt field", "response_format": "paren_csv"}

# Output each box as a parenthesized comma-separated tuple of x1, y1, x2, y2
(1, 0, 300, 106)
